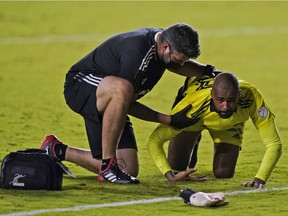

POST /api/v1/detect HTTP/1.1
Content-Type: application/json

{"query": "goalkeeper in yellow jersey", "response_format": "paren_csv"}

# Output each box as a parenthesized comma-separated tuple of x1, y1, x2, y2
(147, 72, 282, 188)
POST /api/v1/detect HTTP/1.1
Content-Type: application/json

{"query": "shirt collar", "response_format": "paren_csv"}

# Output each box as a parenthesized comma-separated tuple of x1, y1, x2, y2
(210, 99, 216, 112)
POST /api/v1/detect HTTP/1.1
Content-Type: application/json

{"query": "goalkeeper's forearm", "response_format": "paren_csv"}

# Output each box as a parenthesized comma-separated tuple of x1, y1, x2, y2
(256, 123, 282, 182)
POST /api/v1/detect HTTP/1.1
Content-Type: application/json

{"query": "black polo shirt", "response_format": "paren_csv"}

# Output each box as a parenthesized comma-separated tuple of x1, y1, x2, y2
(67, 28, 166, 99)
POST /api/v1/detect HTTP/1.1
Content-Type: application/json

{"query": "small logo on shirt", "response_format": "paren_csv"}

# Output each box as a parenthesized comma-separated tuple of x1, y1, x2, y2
(232, 133, 241, 140)
(138, 89, 150, 97)
(141, 77, 147, 85)
(257, 106, 268, 119)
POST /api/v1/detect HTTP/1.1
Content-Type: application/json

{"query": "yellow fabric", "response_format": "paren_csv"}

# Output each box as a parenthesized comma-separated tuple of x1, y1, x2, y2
(147, 76, 282, 180)
(147, 124, 181, 174)
(255, 123, 282, 181)
(169, 77, 274, 133)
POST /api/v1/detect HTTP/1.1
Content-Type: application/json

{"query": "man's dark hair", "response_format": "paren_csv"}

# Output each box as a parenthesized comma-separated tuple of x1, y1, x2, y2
(160, 23, 201, 59)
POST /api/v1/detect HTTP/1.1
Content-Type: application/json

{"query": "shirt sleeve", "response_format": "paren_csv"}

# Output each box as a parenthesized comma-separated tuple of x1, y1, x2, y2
(255, 122, 282, 182)
(248, 86, 282, 182)
(249, 85, 274, 129)
(146, 124, 182, 175)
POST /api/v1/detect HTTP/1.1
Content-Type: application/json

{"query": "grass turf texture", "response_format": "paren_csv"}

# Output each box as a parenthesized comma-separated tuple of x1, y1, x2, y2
(0, 1, 288, 215)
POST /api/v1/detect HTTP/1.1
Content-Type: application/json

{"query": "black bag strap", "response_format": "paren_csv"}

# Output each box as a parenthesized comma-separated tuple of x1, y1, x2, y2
(56, 161, 76, 178)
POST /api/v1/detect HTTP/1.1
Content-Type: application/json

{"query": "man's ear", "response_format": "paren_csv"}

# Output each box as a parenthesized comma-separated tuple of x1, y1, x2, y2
(238, 89, 241, 100)
(161, 42, 169, 51)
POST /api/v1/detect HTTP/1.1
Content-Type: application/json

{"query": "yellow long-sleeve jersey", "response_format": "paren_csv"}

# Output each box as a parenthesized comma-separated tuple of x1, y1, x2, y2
(147, 76, 282, 182)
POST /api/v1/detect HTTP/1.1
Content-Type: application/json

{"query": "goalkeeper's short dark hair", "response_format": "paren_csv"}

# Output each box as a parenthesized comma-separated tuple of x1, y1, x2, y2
(160, 23, 201, 59)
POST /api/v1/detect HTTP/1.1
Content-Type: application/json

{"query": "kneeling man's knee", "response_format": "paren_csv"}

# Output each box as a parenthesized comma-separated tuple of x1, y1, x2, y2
(213, 168, 234, 178)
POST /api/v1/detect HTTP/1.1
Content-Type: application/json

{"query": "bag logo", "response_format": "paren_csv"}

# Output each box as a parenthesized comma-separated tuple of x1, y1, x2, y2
(9, 173, 26, 187)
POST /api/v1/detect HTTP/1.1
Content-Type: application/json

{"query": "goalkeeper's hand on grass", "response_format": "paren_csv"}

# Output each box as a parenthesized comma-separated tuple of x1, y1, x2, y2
(241, 178, 266, 189)
(165, 168, 207, 182)
(170, 105, 200, 129)
(179, 188, 228, 207)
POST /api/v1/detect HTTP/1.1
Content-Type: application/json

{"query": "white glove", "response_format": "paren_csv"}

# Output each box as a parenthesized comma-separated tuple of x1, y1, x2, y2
(180, 189, 228, 207)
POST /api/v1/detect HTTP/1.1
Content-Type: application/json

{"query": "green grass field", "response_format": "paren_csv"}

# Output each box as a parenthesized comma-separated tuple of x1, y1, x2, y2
(0, 1, 288, 215)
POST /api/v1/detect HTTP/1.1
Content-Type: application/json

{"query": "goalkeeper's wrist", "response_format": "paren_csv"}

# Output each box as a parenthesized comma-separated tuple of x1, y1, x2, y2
(165, 171, 176, 181)
(252, 177, 266, 189)
(254, 177, 266, 185)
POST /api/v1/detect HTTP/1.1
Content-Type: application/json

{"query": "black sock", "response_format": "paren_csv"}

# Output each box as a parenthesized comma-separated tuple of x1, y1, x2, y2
(54, 143, 68, 161)
(101, 157, 116, 171)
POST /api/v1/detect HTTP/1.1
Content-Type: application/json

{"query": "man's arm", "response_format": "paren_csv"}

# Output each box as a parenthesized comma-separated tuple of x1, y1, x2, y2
(242, 86, 282, 188)
(256, 123, 282, 181)
(146, 124, 177, 175)
(169, 60, 217, 77)
(146, 124, 206, 182)
(242, 122, 282, 188)
(128, 101, 170, 125)
(128, 101, 199, 129)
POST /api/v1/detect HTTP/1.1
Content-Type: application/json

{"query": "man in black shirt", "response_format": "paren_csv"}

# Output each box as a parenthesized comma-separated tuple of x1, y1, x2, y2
(40, 23, 213, 184)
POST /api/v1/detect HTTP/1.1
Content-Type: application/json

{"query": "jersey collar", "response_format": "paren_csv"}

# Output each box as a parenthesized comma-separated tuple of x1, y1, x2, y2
(210, 99, 216, 112)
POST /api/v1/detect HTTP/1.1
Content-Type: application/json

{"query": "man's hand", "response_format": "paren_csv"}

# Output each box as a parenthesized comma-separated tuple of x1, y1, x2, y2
(241, 178, 266, 189)
(165, 168, 207, 182)
(204, 64, 222, 78)
(170, 105, 200, 129)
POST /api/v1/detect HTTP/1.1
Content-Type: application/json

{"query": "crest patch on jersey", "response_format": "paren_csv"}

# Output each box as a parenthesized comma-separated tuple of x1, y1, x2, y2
(257, 106, 268, 118)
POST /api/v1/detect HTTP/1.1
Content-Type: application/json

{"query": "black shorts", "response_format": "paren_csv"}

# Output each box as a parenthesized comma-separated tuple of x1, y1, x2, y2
(63, 72, 138, 159)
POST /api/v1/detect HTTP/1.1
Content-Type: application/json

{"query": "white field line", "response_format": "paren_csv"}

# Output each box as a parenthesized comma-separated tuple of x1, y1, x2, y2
(1, 26, 288, 45)
(1, 186, 288, 216)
